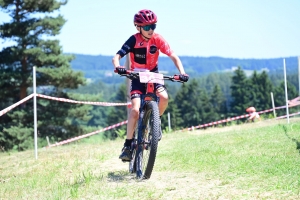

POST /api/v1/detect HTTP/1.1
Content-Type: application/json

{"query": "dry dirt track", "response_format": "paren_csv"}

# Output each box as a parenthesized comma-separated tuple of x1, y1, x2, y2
(101, 153, 295, 199)
(96, 119, 299, 200)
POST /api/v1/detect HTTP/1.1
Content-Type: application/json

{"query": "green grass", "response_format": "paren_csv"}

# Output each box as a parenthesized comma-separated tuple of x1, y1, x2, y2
(1, 118, 300, 199)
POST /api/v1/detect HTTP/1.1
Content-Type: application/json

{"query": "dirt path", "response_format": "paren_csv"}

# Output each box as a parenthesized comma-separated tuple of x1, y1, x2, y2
(96, 119, 300, 199)
(100, 157, 272, 200)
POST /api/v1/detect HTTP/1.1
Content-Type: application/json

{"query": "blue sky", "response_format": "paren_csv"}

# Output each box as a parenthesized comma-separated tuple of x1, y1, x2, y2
(0, 0, 300, 59)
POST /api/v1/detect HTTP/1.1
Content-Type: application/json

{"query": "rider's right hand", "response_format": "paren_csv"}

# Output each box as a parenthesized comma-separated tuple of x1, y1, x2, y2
(115, 66, 127, 75)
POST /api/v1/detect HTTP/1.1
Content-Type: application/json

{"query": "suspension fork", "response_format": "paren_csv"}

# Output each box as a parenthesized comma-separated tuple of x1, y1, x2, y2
(137, 91, 159, 146)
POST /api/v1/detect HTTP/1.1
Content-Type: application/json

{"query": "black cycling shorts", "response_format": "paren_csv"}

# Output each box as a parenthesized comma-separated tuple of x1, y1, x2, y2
(130, 66, 166, 99)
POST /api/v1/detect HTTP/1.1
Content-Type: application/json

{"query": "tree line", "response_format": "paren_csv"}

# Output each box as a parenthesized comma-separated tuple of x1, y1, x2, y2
(105, 68, 298, 139)
(0, 1, 298, 151)
(70, 54, 299, 81)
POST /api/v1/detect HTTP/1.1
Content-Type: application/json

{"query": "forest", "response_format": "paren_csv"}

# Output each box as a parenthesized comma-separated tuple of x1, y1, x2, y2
(0, 1, 299, 151)
(69, 67, 299, 139)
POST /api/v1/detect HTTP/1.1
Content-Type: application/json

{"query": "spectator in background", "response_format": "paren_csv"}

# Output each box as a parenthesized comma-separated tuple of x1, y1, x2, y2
(246, 107, 260, 122)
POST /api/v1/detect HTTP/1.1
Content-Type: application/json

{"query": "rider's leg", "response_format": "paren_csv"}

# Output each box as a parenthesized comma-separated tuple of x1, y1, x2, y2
(126, 97, 141, 139)
(119, 97, 140, 161)
(156, 87, 168, 116)
(156, 87, 168, 141)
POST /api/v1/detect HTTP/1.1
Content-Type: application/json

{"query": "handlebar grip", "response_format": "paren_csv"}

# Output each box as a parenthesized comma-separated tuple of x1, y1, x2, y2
(114, 68, 131, 75)
(174, 75, 180, 81)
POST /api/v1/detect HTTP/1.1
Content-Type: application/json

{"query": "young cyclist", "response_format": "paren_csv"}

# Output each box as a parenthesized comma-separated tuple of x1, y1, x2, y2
(112, 9, 189, 161)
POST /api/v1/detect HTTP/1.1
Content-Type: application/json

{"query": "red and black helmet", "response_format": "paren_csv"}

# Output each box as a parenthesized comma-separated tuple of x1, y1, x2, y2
(134, 9, 157, 26)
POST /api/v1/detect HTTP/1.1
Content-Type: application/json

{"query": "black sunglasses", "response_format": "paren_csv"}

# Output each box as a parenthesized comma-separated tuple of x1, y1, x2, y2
(140, 24, 156, 31)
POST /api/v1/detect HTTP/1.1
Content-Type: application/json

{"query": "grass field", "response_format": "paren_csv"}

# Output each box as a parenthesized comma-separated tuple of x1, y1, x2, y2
(1, 118, 300, 199)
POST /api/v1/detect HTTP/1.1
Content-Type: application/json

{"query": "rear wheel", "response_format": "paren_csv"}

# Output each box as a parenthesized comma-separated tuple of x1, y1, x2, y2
(136, 101, 160, 179)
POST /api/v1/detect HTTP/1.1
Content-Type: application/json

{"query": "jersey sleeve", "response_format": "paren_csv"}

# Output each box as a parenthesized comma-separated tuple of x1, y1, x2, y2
(156, 34, 173, 56)
(116, 35, 136, 58)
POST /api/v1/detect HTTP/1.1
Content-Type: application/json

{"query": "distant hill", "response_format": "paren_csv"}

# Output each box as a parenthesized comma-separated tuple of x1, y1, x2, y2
(69, 53, 298, 80)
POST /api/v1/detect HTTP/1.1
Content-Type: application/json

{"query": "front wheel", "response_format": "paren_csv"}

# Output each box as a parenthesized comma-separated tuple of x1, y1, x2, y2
(129, 142, 137, 174)
(136, 101, 160, 179)
(129, 126, 138, 173)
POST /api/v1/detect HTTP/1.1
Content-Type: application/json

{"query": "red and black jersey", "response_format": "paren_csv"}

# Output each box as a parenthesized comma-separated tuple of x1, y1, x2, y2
(117, 33, 173, 71)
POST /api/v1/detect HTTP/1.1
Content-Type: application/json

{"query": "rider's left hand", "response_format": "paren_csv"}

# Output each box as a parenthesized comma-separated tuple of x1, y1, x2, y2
(179, 74, 189, 82)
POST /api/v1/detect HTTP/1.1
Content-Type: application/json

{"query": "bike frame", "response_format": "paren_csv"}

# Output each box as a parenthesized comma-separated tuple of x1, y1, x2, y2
(140, 84, 159, 115)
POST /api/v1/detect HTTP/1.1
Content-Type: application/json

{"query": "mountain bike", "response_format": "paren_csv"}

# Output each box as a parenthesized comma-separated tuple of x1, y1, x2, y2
(115, 69, 183, 179)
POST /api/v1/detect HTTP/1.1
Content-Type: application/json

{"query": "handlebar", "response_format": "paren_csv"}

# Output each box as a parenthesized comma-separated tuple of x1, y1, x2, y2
(114, 69, 184, 83)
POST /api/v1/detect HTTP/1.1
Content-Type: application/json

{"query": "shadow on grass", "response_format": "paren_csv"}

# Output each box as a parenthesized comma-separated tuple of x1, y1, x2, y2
(281, 125, 300, 154)
(107, 170, 135, 182)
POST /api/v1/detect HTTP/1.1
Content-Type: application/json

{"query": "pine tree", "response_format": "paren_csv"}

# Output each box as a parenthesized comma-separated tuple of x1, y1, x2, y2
(248, 71, 260, 107)
(175, 79, 214, 128)
(274, 81, 298, 117)
(161, 83, 181, 132)
(249, 71, 273, 111)
(198, 89, 214, 125)
(210, 84, 227, 120)
(0, 0, 86, 151)
(230, 66, 251, 117)
(161, 98, 181, 131)
(174, 81, 192, 128)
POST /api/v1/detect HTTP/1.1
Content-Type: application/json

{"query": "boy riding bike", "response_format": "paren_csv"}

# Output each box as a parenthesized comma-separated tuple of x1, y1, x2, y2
(112, 9, 189, 161)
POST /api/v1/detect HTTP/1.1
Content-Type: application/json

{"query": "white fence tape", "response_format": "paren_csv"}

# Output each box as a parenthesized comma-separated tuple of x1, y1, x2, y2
(37, 94, 130, 106)
(0, 93, 131, 117)
(181, 106, 299, 132)
(47, 120, 128, 148)
(1, 92, 299, 148)
(0, 94, 34, 117)
(276, 111, 300, 119)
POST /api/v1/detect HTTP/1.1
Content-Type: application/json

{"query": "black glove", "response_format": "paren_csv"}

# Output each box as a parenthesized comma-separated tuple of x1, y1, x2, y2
(179, 74, 189, 82)
(115, 66, 127, 75)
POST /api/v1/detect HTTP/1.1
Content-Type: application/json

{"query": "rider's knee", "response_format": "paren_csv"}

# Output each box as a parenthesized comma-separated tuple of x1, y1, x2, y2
(160, 94, 168, 102)
(130, 108, 139, 120)
(157, 89, 168, 102)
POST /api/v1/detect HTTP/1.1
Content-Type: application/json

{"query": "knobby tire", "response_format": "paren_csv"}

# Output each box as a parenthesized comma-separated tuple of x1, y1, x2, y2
(129, 147, 137, 173)
(129, 125, 138, 174)
(136, 101, 160, 179)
